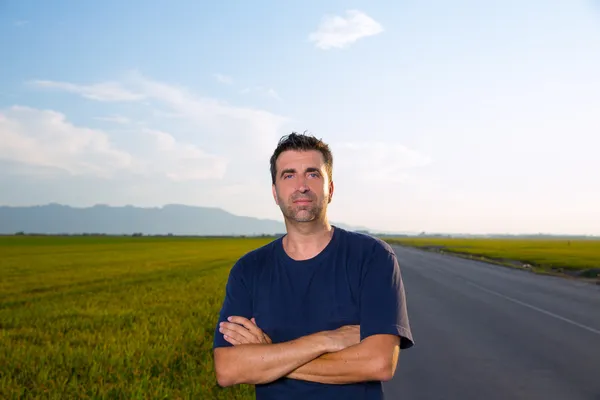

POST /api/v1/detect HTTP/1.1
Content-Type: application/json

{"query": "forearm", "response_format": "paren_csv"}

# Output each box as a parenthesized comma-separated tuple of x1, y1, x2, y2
(286, 342, 386, 384)
(214, 332, 330, 386)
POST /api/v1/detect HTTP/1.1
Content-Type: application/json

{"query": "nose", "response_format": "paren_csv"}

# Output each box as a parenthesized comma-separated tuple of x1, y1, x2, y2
(297, 176, 310, 192)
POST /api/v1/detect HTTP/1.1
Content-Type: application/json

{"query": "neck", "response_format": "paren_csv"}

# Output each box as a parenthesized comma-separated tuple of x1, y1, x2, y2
(282, 217, 334, 260)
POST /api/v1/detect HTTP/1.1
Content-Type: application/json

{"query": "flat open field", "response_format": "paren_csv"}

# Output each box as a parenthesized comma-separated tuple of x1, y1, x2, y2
(384, 237, 600, 278)
(0, 235, 274, 399)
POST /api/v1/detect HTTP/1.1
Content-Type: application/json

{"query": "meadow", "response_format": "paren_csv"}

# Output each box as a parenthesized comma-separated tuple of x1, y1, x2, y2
(384, 237, 600, 277)
(0, 235, 275, 399)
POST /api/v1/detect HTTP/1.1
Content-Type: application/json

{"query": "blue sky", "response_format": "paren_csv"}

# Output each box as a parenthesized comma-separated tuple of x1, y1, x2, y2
(1, 0, 599, 235)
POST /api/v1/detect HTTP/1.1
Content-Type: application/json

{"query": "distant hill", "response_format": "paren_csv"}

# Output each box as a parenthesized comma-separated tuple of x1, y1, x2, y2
(0, 203, 373, 236)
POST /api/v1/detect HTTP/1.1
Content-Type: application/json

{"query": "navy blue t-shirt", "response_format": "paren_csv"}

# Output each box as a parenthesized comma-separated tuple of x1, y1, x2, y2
(213, 226, 414, 399)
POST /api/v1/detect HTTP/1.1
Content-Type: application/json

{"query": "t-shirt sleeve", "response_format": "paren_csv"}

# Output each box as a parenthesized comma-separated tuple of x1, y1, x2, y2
(359, 243, 414, 349)
(212, 258, 253, 349)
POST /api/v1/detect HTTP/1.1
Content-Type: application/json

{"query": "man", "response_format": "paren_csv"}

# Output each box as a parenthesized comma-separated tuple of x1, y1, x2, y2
(212, 132, 414, 399)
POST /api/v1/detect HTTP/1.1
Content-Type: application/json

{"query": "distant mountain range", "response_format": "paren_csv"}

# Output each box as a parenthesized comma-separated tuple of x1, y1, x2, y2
(2, 204, 593, 238)
(0, 203, 378, 236)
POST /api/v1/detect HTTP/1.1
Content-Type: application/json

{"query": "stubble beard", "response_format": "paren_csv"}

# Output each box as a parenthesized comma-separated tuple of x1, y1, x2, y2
(278, 193, 326, 223)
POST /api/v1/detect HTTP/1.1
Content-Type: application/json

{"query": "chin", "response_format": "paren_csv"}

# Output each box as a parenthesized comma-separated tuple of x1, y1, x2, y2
(292, 214, 315, 222)
(285, 210, 315, 222)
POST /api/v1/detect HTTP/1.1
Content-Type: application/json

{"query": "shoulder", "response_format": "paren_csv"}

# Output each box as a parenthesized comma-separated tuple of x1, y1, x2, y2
(229, 237, 280, 277)
(335, 228, 399, 282)
(336, 227, 395, 259)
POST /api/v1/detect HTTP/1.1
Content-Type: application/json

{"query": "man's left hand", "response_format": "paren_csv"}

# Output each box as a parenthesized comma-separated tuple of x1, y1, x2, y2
(220, 316, 272, 345)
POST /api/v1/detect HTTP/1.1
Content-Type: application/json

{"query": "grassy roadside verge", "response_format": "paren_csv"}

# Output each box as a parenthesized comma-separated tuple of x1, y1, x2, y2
(382, 237, 600, 284)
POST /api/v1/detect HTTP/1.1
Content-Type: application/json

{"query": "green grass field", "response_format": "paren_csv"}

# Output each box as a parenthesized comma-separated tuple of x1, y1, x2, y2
(0, 235, 275, 399)
(384, 237, 600, 276)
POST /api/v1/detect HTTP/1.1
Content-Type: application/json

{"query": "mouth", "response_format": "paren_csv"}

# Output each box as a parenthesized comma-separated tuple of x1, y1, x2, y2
(293, 199, 312, 204)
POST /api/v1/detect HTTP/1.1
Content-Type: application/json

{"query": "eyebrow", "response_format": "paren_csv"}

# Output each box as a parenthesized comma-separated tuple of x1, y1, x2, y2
(279, 167, 321, 178)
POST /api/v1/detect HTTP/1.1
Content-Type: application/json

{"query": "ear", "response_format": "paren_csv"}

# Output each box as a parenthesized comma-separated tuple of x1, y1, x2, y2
(272, 184, 279, 205)
(328, 180, 334, 203)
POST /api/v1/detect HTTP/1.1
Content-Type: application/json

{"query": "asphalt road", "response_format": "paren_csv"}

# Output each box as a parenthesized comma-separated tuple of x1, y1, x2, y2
(383, 245, 600, 400)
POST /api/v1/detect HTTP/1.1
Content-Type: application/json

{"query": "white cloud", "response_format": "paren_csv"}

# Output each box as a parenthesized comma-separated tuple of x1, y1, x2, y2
(126, 72, 289, 155)
(28, 80, 144, 102)
(266, 88, 280, 100)
(142, 129, 228, 181)
(335, 141, 432, 182)
(0, 106, 227, 181)
(309, 10, 383, 50)
(26, 72, 290, 160)
(94, 115, 131, 124)
(240, 86, 281, 101)
(214, 73, 234, 85)
(0, 106, 134, 177)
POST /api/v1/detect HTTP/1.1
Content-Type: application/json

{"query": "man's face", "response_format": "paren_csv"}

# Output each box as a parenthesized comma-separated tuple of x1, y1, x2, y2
(272, 150, 333, 223)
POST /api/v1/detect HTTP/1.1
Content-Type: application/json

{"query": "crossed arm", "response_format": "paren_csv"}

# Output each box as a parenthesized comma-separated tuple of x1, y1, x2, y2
(213, 316, 400, 387)
(285, 334, 400, 384)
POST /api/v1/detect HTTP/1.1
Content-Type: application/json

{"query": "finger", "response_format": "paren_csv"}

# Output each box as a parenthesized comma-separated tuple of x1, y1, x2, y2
(220, 322, 255, 343)
(259, 331, 271, 344)
(228, 316, 263, 337)
(221, 327, 248, 344)
(226, 316, 271, 345)
(228, 316, 256, 330)
(250, 317, 271, 343)
(246, 317, 270, 344)
(219, 322, 254, 340)
(264, 333, 272, 344)
(223, 334, 241, 345)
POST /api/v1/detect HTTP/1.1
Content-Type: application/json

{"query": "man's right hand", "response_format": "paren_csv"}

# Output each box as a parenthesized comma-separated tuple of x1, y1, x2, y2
(323, 325, 361, 352)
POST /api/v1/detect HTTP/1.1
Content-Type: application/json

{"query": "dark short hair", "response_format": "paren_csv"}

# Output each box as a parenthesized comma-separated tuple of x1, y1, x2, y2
(270, 131, 333, 185)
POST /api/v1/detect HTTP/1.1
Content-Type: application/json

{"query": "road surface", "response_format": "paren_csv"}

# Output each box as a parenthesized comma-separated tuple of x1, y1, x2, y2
(383, 244, 600, 400)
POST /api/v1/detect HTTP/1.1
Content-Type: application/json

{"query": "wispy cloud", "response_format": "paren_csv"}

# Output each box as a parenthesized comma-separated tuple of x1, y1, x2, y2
(94, 115, 131, 124)
(240, 86, 281, 101)
(309, 10, 383, 50)
(126, 72, 289, 153)
(0, 106, 227, 181)
(213, 72, 281, 101)
(140, 129, 228, 181)
(0, 106, 134, 177)
(214, 73, 234, 85)
(26, 71, 290, 164)
(28, 80, 144, 102)
(14, 20, 29, 27)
